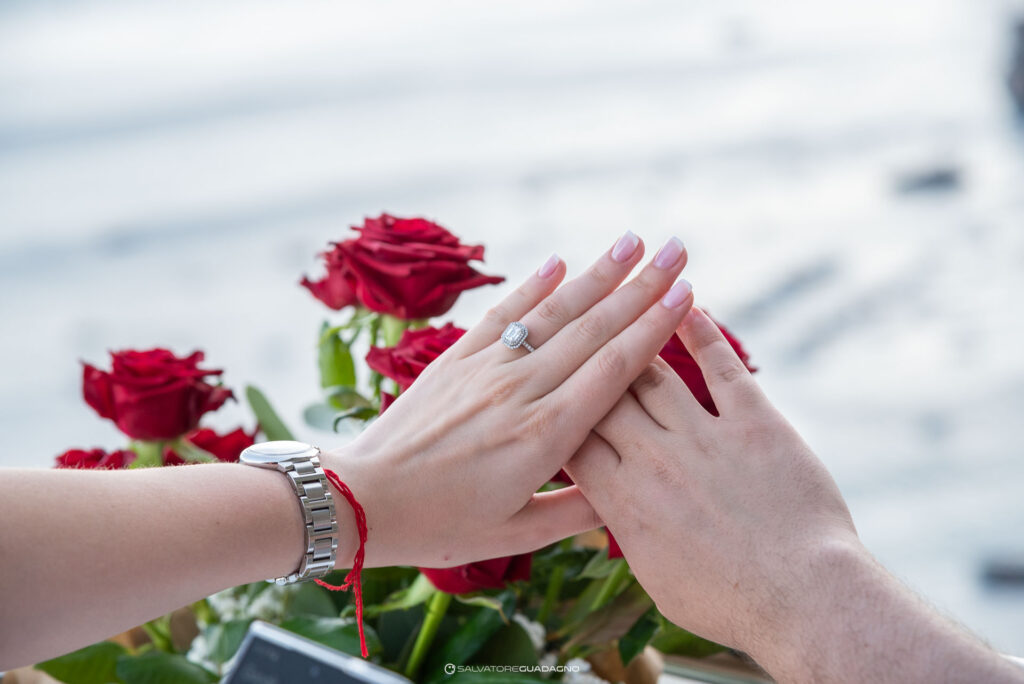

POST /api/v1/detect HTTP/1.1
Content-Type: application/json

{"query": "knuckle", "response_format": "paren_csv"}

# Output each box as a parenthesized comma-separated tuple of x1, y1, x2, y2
(712, 358, 749, 385)
(575, 312, 609, 343)
(629, 272, 662, 299)
(535, 296, 569, 326)
(487, 374, 525, 406)
(484, 304, 510, 326)
(630, 363, 668, 395)
(595, 345, 628, 379)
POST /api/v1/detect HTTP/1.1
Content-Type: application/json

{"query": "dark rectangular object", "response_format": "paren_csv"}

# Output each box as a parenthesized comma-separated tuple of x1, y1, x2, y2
(224, 621, 410, 684)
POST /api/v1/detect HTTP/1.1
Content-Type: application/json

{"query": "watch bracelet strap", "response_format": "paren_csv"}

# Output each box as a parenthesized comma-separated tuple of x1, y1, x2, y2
(273, 454, 339, 585)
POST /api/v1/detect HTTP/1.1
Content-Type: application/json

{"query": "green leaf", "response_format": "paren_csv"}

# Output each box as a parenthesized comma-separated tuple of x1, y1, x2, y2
(618, 608, 659, 666)
(285, 582, 338, 618)
(36, 641, 127, 684)
(453, 594, 509, 620)
(562, 583, 653, 653)
(423, 592, 515, 682)
(326, 387, 372, 410)
(377, 606, 426, 664)
(332, 406, 379, 430)
(579, 548, 620, 580)
(245, 385, 295, 441)
(115, 652, 216, 684)
(473, 622, 539, 667)
(205, 618, 253, 664)
(364, 573, 436, 617)
(649, 619, 727, 658)
(318, 323, 357, 389)
(279, 617, 382, 658)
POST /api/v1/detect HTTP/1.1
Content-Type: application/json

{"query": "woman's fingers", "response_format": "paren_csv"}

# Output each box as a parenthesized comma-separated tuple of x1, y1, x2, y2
(528, 237, 688, 393)
(563, 433, 619, 505)
(676, 307, 764, 415)
(554, 278, 695, 432)
(628, 357, 708, 431)
(456, 253, 567, 356)
(503, 485, 603, 552)
(509, 231, 645, 351)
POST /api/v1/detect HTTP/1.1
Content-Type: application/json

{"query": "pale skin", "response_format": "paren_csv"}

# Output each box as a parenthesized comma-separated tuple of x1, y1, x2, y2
(0, 231, 696, 669)
(566, 306, 1024, 684)
(1, 239, 1020, 682)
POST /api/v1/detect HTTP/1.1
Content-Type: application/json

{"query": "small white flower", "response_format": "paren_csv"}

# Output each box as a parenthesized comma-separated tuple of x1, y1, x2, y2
(512, 613, 546, 652)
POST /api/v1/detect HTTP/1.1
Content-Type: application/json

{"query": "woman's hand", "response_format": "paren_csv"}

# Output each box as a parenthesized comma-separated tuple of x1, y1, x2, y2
(323, 232, 694, 569)
(565, 306, 857, 653)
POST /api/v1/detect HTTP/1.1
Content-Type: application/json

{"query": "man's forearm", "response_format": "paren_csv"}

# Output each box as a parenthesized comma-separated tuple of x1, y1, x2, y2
(0, 465, 309, 669)
(752, 539, 1024, 683)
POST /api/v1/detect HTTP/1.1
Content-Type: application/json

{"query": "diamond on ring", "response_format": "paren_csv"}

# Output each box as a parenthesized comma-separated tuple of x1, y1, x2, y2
(501, 321, 535, 352)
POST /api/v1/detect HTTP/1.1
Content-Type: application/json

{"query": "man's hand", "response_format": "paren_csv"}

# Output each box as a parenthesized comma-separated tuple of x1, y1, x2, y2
(567, 306, 1024, 683)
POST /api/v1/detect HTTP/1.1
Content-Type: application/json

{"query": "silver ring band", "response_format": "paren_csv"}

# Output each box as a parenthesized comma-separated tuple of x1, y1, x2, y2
(501, 321, 535, 353)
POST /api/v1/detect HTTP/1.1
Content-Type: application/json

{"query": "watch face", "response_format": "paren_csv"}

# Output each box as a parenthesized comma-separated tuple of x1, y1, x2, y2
(240, 440, 318, 466)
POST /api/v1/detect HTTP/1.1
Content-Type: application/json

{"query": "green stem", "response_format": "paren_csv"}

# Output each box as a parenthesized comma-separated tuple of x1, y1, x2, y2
(141, 616, 175, 653)
(382, 314, 409, 347)
(537, 566, 565, 626)
(129, 441, 164, 469)
(590, 560, 631, 611)
(405, 589, 451, 679)
(537, 538, 574, 625)
(192, 598, 215, 627)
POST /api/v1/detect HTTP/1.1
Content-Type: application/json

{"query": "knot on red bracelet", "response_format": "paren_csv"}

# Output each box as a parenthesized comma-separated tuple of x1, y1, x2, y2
(315, 467, 369, 658)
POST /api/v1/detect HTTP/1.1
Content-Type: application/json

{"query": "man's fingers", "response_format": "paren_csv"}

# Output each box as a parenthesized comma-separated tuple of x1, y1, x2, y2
(628, 357, 708, 430)
(554, 278, 695, 430)
(504, 485, 603, 552)
(564, 432, 621, 495)
(676, 307, 763, 415)
(456, 254, 567, 356)
(527, 237, 687, 394)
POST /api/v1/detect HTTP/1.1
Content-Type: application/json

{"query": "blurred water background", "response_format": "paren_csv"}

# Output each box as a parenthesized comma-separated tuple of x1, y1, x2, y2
(2, 0, 1024, 656)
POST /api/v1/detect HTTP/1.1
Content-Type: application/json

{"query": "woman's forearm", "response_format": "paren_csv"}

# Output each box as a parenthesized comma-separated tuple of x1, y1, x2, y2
(0, 464, 308, 669)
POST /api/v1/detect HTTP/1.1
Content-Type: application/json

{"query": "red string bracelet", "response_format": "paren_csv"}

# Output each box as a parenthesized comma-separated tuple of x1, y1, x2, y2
(315, 468, 369, 658)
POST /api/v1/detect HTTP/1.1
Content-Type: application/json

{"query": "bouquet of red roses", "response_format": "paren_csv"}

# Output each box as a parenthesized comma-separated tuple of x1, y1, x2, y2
(36, 214, 753, 684)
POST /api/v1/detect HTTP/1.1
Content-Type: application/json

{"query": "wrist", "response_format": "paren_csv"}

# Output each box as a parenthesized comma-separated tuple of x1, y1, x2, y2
(319, 444, 367, 570)
(744, 533, 874, 681)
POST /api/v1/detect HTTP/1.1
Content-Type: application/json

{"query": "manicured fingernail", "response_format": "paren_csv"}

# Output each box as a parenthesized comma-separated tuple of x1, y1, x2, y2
(653, 236, 685, 269)
(661, 279, 693, 308)
(610, 230, 640, 262)
(537, 253, 560, 278)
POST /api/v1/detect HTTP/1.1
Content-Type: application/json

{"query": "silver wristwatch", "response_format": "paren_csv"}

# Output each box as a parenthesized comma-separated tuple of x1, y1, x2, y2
(240, 440, 339, 585)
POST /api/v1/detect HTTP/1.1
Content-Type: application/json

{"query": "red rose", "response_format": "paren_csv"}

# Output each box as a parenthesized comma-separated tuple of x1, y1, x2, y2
(55, 448, 136, 470)
(83, 349, 233, 441)
(658, 313, 755, 416)
(608, 530, 623, 559)
(366, 323, 466, 391)
(301, 214, 505, 319)
(420, 555, 532, 594)
(163, 427, 257, 466)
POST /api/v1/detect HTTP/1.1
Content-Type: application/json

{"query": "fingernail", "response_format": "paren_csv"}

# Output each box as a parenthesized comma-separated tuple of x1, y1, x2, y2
(661, 279, 693, 308)
(653, 236, 685, 269)
(537, 253, 560, 278)
(610, 230, 640, 262)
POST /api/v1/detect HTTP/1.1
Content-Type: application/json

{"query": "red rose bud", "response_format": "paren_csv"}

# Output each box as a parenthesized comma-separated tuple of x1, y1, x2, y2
(366, 323, 466, 391)
(163, 427, 257, 466)
(55, 448, 136, 470)
(607, 530, 623, 559)
(658, 313, 755, 415)
(301, 214, 505, 319)
(82, 349, 233, 441)
(420, 554, 532, 594)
